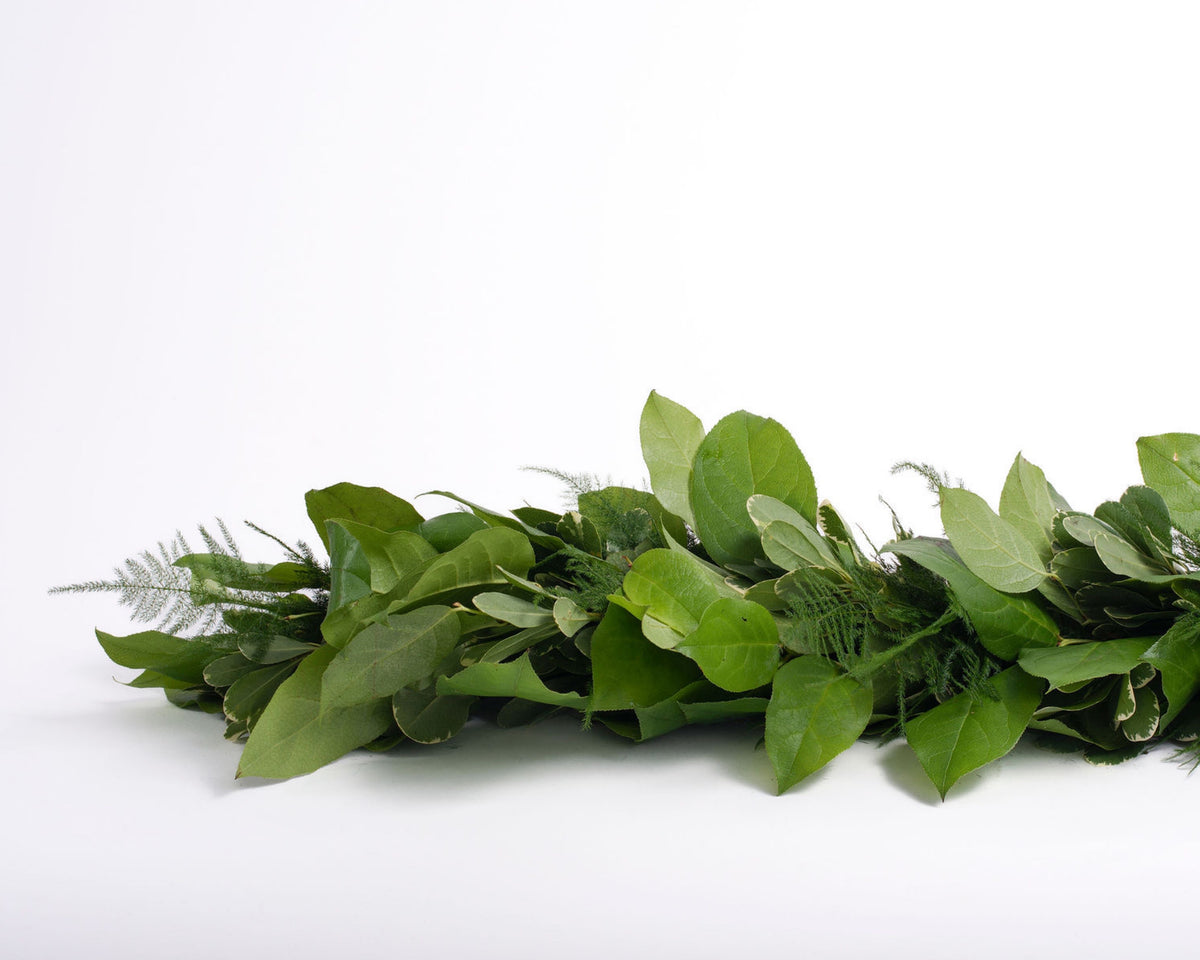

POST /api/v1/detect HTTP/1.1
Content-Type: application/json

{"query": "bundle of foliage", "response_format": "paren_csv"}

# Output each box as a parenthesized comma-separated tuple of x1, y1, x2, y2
(54, 392, 1200, 798)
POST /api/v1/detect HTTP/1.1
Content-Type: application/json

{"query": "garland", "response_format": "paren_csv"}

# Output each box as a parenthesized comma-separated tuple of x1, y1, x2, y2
(56, 391, 1200, 798)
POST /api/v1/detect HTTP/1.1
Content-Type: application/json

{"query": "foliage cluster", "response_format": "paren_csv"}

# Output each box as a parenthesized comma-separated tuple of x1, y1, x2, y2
(57, 393, 1200, 797)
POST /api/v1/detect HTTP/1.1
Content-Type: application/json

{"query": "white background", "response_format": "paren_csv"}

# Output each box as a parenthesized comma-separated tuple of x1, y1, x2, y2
(4, 3, 1199, 957)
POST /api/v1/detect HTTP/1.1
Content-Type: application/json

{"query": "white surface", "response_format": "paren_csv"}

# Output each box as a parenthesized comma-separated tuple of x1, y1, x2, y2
(4, 3, 1200, 958)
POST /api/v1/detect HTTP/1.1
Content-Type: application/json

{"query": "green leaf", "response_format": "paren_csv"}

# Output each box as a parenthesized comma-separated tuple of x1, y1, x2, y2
(1142, 616, 1200, 726)
(327, 520, 437, 593)
(436, 652, 586, 709)
(95, 629, 237, 685)
(577, 486, 688, 550)
(904, 666, 1045, 799)
(416, 512, 490, 552)
(236, 634, 318, 665)
(689, 410, 818, 568)
(391, 687, 472, 744)
(1092, 533, 1172, 582)
(999, 454, 1057, 565)
(552, 597, 590, 637)
(471, 592, 554, 629)
(589, 604, 701, 711)
(321, 606, 461, 710)
(640, 390, 706, 529)
(765, 655, 873, 794)
(223, 661, 299, 727)
(1120, 685, 1160, 742)
(940, 488, 1047, 594)
(1137, 433, 1200, 535)
(422, 491, 565, 550)
(885, 538, 1058, 660)
(1050, 547, 1114, 590)
(305, 483, 423, 553)
(392, 527, 536, 612)
(326, 521, 372, 610)
(1017, 637, 1155, 690)
(203, 653, 260, 688)
(675, 597, 781, 692)
(621, 548, 733, 637)
(236, 644, 394, 779)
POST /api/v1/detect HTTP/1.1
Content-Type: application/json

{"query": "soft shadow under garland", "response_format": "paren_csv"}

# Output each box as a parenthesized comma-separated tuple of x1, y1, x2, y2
(54, 392, 1200, 798)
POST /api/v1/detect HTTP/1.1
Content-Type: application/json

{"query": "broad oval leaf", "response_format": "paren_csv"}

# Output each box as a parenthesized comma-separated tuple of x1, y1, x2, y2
(621, 548, 733, 636)
(416, 512, 490, 552)
(325, 521, 436, 595)
(1137, 432, 1200, 535)
(999, 454, 1056, 565)
(392, 687, 473, 744)
(639, 390, 706, 529)
(689, 411, 817, 568)
(766, 655, 872, 794)
(391, 527, 535, 612)
(940, 487, 1047, 593)
(1017, 637, 1155, 690)
(904, 666, 1045, 799)
(674, 597, 781, 692)
(305, 483, 423, 552)
(589, 604, 701, 711)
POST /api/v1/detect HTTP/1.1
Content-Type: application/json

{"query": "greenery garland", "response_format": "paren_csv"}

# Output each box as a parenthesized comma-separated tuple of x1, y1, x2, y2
(55, 392, 1200, 798)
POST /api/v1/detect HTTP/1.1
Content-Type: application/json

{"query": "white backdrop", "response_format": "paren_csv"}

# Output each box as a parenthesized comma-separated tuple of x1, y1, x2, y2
(4, 3, 1199, 957)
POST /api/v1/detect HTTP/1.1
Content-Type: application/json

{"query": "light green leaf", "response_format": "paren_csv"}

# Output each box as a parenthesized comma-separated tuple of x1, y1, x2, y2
(236, 645, 394, 780)
(941, 488, 1047, 593)
(471, 592, 554, 628)
(321, 606, 461, 710)
(422, 491, 564, 550)
(999, 454, 1057, 565)
(392, 527, 535, 612)
(436, 652, 586, 709)
(328, 520, 437, 593)
(305, 483, 423, 553)
(1017, 637, 1155, 690)
(675, 597, 781, 692)
(621, 548, 733, 636)
(95, 629, 237, 685)
(640, 390, 705, 529)
(577, 485, 688, 550)
(904, 666, 1045, 799)
(552, 597, 591, 637)
(589, 604, 701, 711)
(1142, 616, 1200, 726)
(1138, 432, 1200, 535)
(391, 687, 472, 744)
(766, 655, 873, 794)
(1092, 533, 1173, 582)
(885, 538, 1058, 660)
(415, 512, 491, 553)
(689, 410, 817, 567)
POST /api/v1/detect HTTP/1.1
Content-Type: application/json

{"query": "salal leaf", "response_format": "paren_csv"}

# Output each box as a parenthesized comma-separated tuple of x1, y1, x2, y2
(640, 390, 706, 529)
(940, 488, 1047, 594)
(1120, 485, 1173, 549)
(765, 655, 872, 794)
(305, 482, 423, 552)
(391, 527, 535, 612)
(1142, 616, 1200, 726)
(415, 512, 490, 552)
(885, 538, 1058, 660)
(321, 606, 461, 710)
(689, 410, 817, 568)
(436, 652, 586, 709)
(1017, 637, 1155, 690)
(675, 597, 781, 692)
(1137, 432, 1200, 535)
(472, 592, 554, 628)
(904, 666, 1044, 799)
(621, 548, 733, 636)
(589, 604, 701, 711)
(327, 520, 436, 593)
(999, 454, 1057, 565)
(391, 687, 472, 744)
(236, 644, 394, 779)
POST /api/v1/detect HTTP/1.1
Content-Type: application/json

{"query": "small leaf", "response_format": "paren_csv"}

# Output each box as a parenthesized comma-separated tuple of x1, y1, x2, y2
(940, 488, 1047, 593)
(416, 512, 491, 552)
(1142, 615, 1200, 726)
(223, 661, 299, 727)
(766, 655, 872, 794)
(472, 592, 554, 629)
(552, 597, 591, 637)
(905, 666, 1044, 799)
(392, 527, 535, 612)
(392, 687, 472, 743)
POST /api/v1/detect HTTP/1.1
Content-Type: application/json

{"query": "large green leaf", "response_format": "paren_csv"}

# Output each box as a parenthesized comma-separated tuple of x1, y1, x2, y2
(765, 655, 872, 794)
(941, 488, 1047, 594)
(327, 520, 436, 593)
(589, 604, 701, 711)
(416, 512, 490, 552)
(305, 483, 423, 552)
(999, 454, 1057, 565)
(1017, 637, 1155, 690)
(1142, 616, 1200, 727)
(96, 629, 238, 685)
(422, 491, 565, 551)
(675, 597, 780, 692)
(885, 538, 1058, 660)
(621, 548, 733, 637)
(391, 527, 535, 612)
(471, 592, 555, 629)
(326, 521, 372, 610)
(320, 606, 461, 710)
(436, 652, 586, 709)
(904, 666, 1044, 799)
(689, 411, 817, 567)
(236, 645, 394, 779)
(1138, 432, 1200, 535)
(639, 390, 706, 529)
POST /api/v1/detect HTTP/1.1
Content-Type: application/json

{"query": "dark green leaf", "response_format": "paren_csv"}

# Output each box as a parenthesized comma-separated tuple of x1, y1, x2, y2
(1017, 637, 1155, 690)
(305, 482, 423, 552)
(392, 687, 472, 743)
(1142, 616, 1200, 726)
(589, 604, 701, 711)
(436, 652, 587, 709)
